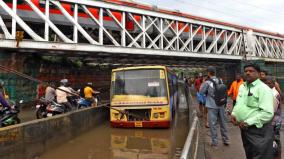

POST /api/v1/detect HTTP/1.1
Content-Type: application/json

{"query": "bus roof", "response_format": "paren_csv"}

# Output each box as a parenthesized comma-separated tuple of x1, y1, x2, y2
(112, 65, 167, 72)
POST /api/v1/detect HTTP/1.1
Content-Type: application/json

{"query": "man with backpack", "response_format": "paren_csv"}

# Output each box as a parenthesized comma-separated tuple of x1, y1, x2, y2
(200, 66, 229, 147)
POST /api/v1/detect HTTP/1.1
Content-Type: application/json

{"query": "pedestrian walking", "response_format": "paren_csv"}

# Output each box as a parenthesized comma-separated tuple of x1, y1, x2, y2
(231, 63, 274, 159)
(228, 73, 243, 107)
(200, 66, 229, 147)
(195, 73, 205, 117)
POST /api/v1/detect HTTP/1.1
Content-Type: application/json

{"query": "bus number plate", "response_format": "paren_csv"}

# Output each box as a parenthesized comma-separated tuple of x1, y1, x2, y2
(135, 121, 143, 127)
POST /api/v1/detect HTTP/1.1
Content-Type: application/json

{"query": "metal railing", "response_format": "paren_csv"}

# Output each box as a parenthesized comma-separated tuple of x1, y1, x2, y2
(180, 83, 204, 159)
(0, 0, 283, 60)
(180, 114, 199, 159)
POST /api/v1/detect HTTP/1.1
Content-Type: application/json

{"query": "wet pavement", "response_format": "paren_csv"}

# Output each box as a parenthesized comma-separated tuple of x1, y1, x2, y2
(204, 119, 284, 159)
(200, 101, 284, 159)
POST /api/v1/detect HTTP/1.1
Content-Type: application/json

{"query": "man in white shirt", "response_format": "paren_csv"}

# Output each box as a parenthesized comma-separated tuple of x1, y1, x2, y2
(55, 79, 72, 111)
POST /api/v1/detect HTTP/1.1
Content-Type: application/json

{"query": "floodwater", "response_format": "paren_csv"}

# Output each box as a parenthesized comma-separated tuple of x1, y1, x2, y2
(40, 108, 190, 159)
(40, 82, 191, 159)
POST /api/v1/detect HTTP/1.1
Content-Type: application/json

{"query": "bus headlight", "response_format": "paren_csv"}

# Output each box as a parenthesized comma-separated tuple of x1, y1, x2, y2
(113, 113, 119, 119)
(153, 113, 159, 118)
(159, 112, 165, 118)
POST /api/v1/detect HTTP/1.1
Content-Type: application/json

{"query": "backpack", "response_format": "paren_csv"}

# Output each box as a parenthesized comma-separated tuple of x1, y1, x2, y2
(79, 87, 85, 97)
(209, 78, 227, 106)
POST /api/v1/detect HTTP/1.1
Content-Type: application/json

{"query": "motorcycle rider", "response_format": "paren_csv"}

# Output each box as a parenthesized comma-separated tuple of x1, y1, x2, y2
(0, 80, 10, 110)
(55, 79, 73, 111)
(45, 82, 56, 102)
(66, 82, 79, 108)
(0, 80, 9, 100)
(84, 82, 99, 107)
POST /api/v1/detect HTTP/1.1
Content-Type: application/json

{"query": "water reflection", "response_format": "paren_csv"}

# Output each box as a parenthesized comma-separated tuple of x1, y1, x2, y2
(110, 130, 170, 159)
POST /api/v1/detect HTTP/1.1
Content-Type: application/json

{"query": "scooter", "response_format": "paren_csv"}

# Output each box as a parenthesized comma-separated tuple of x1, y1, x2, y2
(0, 100, 22, 127)
(77, 92, 100, 109)
(46, 100, 65, 117)
(77, 97, 93, 109)
(36, 97, 65, 118)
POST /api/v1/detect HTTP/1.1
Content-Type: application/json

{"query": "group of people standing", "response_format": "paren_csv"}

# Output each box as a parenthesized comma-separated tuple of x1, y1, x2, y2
(194, 63, 282, 159)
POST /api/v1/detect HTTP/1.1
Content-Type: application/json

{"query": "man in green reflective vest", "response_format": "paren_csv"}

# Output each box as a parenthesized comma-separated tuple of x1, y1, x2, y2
(231, 63, 274, 159)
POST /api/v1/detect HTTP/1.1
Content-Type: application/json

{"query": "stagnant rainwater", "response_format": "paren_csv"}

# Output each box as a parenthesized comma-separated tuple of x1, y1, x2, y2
(40, 109, 190, 159)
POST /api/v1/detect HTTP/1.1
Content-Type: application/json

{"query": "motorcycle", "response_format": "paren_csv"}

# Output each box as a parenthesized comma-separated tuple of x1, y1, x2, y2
(36, 97, 65, 119)
(35, 97, 48, 119)
(77, 92, 100, 109)
(77, 97, 92, 109)
(46, 100, 65, 117)
(0, 100, 22, 127)
(67, 95, 79, 110)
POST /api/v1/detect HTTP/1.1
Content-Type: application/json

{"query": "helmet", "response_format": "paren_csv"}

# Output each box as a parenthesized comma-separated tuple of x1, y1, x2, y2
(87, 82, 93, 86)
(60, 79, 68, 86)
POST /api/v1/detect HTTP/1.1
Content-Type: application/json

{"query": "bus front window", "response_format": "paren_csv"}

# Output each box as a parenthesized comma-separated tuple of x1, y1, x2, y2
(112, 69, 167, 98)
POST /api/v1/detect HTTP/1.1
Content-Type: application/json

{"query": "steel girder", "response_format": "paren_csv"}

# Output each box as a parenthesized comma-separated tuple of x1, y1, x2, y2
(0, 0, 283, 61)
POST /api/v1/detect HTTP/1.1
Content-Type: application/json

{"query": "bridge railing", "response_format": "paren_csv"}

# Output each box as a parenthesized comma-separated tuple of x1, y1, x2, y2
(0, 0, 283, 59)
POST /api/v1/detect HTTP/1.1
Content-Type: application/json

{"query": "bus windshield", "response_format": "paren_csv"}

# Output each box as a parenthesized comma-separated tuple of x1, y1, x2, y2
(111, 69, 168, 105)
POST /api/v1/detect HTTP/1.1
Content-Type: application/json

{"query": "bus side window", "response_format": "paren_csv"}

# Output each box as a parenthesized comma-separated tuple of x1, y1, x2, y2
(168, 73, 173, 96)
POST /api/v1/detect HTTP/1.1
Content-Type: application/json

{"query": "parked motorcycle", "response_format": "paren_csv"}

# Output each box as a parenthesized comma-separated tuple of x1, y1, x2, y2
(0, 100, 22, 127)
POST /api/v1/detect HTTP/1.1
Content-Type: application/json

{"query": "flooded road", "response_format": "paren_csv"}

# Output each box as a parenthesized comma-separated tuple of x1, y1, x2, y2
(19, 108, 35, 122)
(39, 81, 191, 159)
(40, 108, 189, 159)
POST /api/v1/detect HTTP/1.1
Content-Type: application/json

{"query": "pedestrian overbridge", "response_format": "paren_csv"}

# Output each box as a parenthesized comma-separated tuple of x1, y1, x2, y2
(0, 0, 283, 62)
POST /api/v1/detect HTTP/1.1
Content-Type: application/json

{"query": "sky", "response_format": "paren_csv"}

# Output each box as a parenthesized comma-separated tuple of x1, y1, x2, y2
(137, 0, 284, 35)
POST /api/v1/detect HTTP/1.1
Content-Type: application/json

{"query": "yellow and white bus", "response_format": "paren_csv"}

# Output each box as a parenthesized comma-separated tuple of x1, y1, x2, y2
(110, 66, 178, 128)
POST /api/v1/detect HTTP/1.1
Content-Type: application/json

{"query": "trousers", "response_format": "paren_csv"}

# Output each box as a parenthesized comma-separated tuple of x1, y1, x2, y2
(240, 122, 273, 159)
(208, 107, 229, 145)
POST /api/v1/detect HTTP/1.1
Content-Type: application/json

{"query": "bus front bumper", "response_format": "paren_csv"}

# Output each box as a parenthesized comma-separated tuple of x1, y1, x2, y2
(111, 120, 170, 128)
